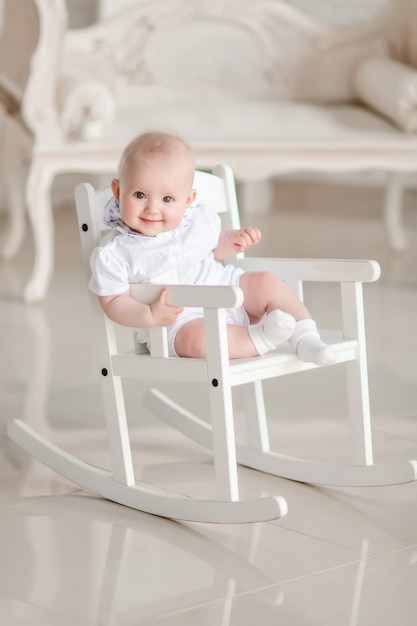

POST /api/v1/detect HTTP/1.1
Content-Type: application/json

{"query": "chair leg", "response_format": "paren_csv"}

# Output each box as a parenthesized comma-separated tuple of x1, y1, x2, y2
(242, 381, 271, 452)
(204, 309, 240, 501)
(340, 281, 374, 466)
(145, 386, 417, 487)
(99, 317, 136, 486)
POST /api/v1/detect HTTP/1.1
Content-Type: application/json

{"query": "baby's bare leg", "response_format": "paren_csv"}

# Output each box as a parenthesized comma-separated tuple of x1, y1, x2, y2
(239, 272, 310, 321)
(175, 272, 307, 359)
(175, 318, 259, 359)
(175, 272, 336, 363)
(240, 272, 336, 365)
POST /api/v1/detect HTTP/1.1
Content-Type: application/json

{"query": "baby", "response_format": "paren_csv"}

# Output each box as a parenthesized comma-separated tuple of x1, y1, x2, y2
(89, 131, 336, 365)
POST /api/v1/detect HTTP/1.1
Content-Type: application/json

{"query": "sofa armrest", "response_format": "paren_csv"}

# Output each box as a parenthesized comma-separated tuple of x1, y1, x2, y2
(353, 57, 417, 132)
(57, 65, 116, 139)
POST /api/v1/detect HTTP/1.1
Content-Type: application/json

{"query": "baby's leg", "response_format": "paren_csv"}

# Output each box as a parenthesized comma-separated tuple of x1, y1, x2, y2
(175, 272, 336, 363)
(175, 317, 292, 359)
(239, 272, 310, 320)
(239, 272, 336, 365)
(175, 318, 258, 358)
(247, 309, 295, 355)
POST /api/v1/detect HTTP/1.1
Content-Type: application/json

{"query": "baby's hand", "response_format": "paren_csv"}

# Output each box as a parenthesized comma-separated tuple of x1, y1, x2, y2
(150, 287, 184, 326)
(231, 227, 261, 252)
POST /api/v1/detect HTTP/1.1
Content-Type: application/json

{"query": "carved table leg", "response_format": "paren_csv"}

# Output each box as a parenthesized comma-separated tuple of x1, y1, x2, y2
(0, 122, 30, 260)
(23, 160, 56, 303)
(237, 179, 275, 215)
(385, 172, 407, 251)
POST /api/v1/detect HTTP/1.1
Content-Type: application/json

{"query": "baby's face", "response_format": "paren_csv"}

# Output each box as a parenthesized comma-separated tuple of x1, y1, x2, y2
(115, 156, 196, 236)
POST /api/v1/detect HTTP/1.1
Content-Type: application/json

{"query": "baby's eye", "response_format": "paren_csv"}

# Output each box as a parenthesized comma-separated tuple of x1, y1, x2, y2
(134, 191, 145, 199)
(163, 196, 173, 203)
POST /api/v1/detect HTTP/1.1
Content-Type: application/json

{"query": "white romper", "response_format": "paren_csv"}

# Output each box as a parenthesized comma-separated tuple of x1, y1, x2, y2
(89, 199, 248, 356)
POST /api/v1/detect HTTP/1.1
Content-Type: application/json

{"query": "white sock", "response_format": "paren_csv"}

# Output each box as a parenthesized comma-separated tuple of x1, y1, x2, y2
(248, 310, 295, 355)
(289, 319, 337, 366)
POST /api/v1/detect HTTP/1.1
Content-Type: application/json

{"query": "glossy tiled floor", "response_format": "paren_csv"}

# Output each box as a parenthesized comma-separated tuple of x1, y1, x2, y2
(1, 179, 417, 625)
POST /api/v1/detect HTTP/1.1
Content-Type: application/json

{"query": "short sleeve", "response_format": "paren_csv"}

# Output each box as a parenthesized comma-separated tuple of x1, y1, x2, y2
(89, 241, 130, 295)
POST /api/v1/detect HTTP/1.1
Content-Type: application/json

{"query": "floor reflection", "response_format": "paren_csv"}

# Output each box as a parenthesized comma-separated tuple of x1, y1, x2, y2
(0, 495, 286, 625)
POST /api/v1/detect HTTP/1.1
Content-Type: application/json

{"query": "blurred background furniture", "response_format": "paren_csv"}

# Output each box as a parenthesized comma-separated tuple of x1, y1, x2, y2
(1, 0, 417, 302)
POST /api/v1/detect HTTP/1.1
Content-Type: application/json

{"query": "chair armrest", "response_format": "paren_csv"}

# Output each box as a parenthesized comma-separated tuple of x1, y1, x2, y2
(239, 258, 381, 283)
(130, 284, 243, 358)
(130, 284, 244, 308)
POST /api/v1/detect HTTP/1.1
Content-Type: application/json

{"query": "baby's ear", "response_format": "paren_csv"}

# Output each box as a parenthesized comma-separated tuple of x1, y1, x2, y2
(188, 188, 197, 205)
(111, 178, 120, 201)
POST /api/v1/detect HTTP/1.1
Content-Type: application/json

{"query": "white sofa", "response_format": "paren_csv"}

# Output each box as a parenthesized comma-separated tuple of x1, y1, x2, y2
(1, 0, 417, 301)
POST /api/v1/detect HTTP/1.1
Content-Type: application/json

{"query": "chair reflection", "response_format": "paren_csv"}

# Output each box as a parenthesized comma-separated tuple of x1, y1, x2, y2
(3, 495, 283, 624)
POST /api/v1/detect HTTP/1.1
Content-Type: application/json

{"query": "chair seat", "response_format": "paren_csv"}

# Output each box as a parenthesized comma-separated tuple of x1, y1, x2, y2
(112, 336, 357, 385)
(228, 337, 357, 384)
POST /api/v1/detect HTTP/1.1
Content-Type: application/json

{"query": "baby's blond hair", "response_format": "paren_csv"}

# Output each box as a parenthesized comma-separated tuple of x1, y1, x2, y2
(118, 131, 195, 184)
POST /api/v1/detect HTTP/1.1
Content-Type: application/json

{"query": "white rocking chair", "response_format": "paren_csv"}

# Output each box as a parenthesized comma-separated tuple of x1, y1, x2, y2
(8, 165, 417, 523)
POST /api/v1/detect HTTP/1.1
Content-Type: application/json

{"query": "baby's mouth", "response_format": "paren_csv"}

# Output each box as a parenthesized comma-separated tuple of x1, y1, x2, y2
(140, 218, 161, 225)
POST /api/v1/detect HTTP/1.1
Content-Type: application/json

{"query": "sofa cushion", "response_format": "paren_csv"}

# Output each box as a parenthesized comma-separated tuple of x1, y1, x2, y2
(106, 99, 416, 147)
(353, 56, 417, 132)
(292, 38, 388, 103)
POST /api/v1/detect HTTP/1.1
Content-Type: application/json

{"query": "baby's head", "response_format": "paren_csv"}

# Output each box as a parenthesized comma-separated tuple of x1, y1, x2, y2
(112, 131, 197, 236)
(118, 131, 195, 185)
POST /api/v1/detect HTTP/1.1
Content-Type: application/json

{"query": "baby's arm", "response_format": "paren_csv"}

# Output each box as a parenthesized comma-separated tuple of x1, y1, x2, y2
(99, 287, 183, 328)
(213, 227, 261, 260)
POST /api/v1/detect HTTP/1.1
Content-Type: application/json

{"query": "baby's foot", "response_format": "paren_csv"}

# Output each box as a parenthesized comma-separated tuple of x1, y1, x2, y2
(295, 333, 337, 366)
(248, 309, 295, 355)
(289, 319, 337, 366)
(263, 309, 296, 345)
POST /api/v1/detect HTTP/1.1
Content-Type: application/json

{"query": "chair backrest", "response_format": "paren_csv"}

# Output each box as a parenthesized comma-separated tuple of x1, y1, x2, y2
(192, 166, 242, 235)
(75, 164, 243, 285)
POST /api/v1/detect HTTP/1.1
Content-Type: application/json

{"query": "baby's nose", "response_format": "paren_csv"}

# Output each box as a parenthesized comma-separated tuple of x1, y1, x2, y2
(144, 198, 158, 213)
